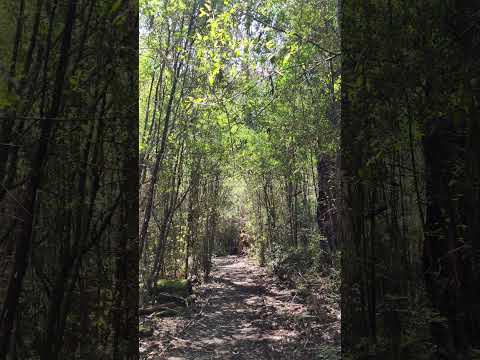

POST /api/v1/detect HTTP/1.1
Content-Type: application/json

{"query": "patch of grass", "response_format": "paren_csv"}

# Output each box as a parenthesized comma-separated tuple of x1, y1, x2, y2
(155, 279, 192, 298)
(156, 279, 189, 288)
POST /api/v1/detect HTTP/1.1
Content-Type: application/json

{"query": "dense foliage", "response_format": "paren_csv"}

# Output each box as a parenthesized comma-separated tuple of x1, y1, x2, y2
(139, 0, 340, 305)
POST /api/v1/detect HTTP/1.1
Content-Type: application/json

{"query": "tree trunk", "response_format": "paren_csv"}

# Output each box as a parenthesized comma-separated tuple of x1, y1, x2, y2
(0, 0, 77, 354)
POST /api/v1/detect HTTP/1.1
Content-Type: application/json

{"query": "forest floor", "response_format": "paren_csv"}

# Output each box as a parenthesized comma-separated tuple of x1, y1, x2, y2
(140, 255, 340, 360)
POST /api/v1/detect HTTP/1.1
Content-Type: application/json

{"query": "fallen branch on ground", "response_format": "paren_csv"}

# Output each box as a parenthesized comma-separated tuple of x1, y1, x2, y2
(139, 302, 177, 315)
(155, 292, 188, 306)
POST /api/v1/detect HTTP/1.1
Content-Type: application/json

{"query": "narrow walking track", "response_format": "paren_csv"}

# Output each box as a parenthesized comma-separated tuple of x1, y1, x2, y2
(140, 256, 340, 360)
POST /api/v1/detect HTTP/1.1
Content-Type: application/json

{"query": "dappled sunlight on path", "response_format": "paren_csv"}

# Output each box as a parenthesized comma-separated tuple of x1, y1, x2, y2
(140, 256, 340, 360)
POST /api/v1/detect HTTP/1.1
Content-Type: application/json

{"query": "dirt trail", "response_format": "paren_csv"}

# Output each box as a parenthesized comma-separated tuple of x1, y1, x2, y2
(140, 256, 340, 360)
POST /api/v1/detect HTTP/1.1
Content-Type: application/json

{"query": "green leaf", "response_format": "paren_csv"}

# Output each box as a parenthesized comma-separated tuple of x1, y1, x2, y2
(110, 0, 122, 15)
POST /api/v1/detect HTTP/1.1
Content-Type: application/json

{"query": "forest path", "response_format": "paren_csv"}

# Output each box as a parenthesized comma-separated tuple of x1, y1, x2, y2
(140, 255, 340, 360)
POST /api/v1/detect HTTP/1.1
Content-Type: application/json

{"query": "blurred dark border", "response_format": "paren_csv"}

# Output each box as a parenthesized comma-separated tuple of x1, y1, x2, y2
(341, 1, 480, 359)
(0, 0, 138, 358)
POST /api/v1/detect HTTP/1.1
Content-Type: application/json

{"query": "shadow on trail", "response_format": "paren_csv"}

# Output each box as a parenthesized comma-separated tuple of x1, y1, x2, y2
(151, 256, 339, 360)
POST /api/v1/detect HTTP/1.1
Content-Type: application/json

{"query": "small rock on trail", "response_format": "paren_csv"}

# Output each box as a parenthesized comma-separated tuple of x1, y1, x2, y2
(140, 255, 340, 360)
